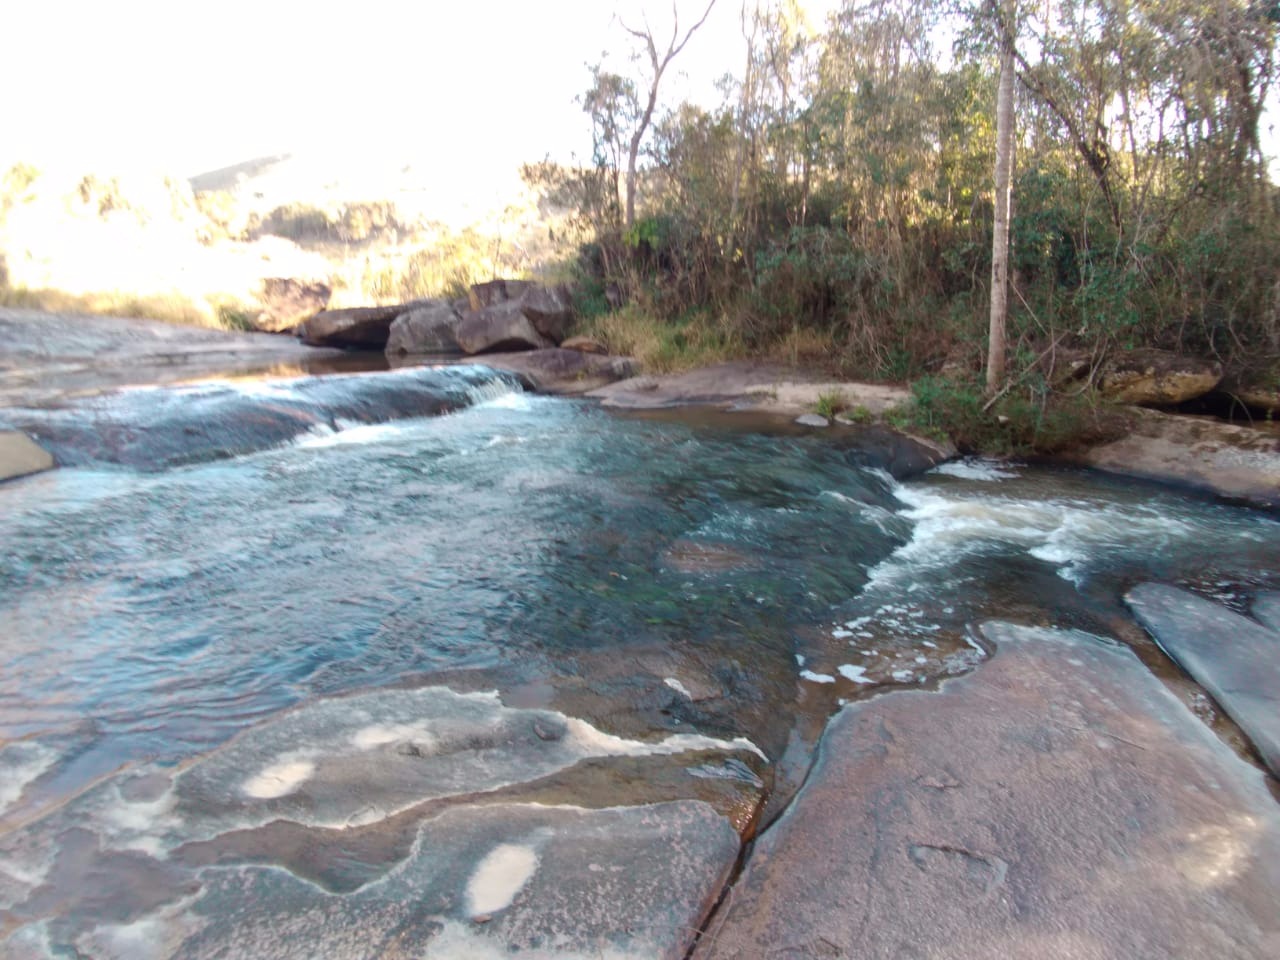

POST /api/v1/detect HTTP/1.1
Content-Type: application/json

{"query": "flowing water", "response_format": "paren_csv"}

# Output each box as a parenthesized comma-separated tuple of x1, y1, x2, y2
(2, 366, 1279, 956)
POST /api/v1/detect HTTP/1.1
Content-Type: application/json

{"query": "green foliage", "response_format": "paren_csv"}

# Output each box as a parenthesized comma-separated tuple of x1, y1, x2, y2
(893, 375, 1111, 455)
(814, 389, 848, 419)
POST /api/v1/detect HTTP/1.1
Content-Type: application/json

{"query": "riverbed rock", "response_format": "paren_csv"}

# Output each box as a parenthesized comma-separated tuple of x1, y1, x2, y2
(253, 277, 331, 333)
(560, 336, 608, 355)
(694, 623, 1280, 960)
(169, 800, 738, 960)
(794, 413, 829, 427)
(1100, 348, 1222, 405)
(1072, 407, 1280, 507)
(386, 300, 464, 355)
(456, 301, 555, 355)
(1254, 592, 1280, 633)
(0, 430, 54, 481)
(1127, 582, 1280, 777)
(300, 303, 422, 349)
(477, 349, 637, 395)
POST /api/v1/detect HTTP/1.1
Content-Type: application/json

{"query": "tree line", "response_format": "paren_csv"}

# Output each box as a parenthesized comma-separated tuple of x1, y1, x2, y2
(526, 0, 1278, 430)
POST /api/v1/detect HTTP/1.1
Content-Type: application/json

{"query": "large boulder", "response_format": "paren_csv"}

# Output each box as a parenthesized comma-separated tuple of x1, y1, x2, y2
(386, 300, 463, 355)
(1100, 348, 1222, 405)
(518, 284, 573, 342)
(455, 300, 555, 355)
(467, 279, 533, 311)
(253, 277, 331, 333)
(477, 348, 638, 394)
(560, 335, 608, 355)
(300, 303, 421, 349)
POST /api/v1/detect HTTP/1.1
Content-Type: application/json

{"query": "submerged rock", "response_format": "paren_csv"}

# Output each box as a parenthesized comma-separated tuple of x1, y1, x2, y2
(1127, 582, 1280, 777)
(169, 801, 738, 960)
(1254, 592, 1280, 633)
(794, 413, 829, 427)
(694, 624, 1280, 959)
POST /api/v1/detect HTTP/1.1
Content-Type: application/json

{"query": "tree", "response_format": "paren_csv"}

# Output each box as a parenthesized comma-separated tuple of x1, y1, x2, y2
(620, 0, 719, 227)
(987, 0, 1016, 394)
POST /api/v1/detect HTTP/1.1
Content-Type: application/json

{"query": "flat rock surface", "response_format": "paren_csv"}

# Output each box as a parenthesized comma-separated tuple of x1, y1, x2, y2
(163, 800, 739, 960)
(694, 623, 1280, 960)
(1254, 591, 1280, 633)
(586, 361, 910, 416)
(0, 307, 345, 406)
(1127, 583, 1280, 776)
(1075, 408, 1280, 507)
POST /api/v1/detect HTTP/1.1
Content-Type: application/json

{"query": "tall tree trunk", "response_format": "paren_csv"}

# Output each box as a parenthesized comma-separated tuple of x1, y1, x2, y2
(987, 11, 1016, 395)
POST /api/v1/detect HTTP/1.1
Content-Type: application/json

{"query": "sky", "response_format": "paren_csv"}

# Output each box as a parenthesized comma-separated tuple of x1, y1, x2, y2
(2, 0, 819, 182)
(3, 0, 1274, 190)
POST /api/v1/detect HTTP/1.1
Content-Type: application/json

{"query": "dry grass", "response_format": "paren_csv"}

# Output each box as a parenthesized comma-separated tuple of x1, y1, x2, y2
(578, 305, 740, 373)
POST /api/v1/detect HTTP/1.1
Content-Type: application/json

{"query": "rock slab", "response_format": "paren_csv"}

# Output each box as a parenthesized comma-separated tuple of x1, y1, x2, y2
(0, 431, 54, 481)
(106, 802, 738, 960)
(477, 349, 638, 395)
(1127, 582, 1280, 777)
(694, 623, 1280, 960)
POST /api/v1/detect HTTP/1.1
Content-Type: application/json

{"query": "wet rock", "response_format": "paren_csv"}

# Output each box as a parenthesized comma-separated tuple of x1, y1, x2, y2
(1072, 408, 1280, 507)
(168, 801, 738, 960)
(385, 300, 463, 355)
(1100, 348, 1222, 405)
(1127, 582, 1280, 776)
(300, 303, 423, 349)
(1253, 592, 1280, 633)
(560, 336, 608, 355)
(253, 278, 331, 333)
(456, 301, 555, 355)
(794, 413, 829, 427)
(0, 430, 54, 481)
(694, 624, 1280, 960)
(477, 349, 637, 395)
(2, 366, 520, 469)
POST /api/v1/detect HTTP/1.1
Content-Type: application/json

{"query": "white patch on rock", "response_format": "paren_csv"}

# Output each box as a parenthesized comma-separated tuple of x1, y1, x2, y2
(837, 664, 875, 685)
(467, 843, 540, 916)
(351, 723, 437, 752)
(241, 755, 315, 799)
(663, 678, 692, 699)
(800, 669, 836, 684)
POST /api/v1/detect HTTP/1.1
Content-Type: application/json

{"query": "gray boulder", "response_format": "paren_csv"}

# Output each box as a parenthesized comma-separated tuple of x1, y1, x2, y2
(0, 431, 54, 482)
(1100, 348, 1222, 405)
(386, 301, 464, 355)
(456, 301, 555, 355)
(518, 284, 573, 343)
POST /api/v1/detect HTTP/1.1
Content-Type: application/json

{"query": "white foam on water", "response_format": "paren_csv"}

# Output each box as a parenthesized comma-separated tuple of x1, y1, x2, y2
(466, 843, 540, 916)
(932, 458, 1021, 482)
(0, 741, 57, 814)
(241, 754, 316, 799)
(800, 669, 836, 684)
(295, 421, 409, 449)
(837, 664, 874, 685)
(466, 380, 528, 410)
(868, 479, 1205, 588)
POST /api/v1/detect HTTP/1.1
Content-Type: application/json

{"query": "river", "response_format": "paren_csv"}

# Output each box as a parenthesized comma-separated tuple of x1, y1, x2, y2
(1, 366, 1278, 957)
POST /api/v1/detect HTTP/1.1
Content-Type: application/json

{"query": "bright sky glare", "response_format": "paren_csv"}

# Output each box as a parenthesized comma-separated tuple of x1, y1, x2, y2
(2, 1, 839, 181)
